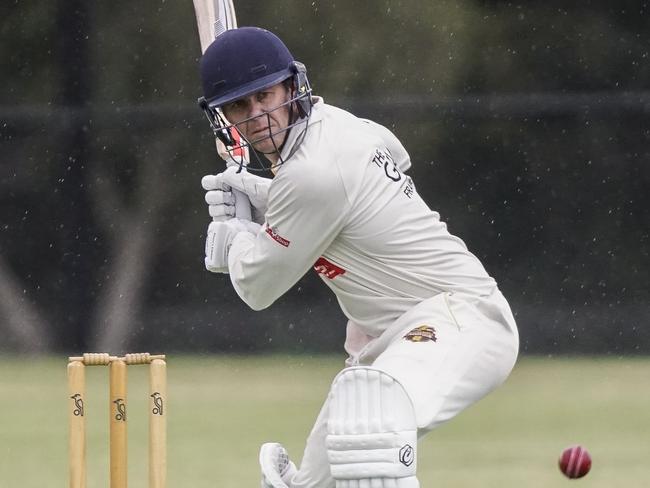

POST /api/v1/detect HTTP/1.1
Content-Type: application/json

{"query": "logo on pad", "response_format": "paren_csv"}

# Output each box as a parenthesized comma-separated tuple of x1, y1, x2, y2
(403, 325, 437, 343)
(399, 444, 414, 467)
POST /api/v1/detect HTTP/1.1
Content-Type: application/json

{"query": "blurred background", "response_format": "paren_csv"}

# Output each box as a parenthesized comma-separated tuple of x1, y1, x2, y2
(1, 0, 648, 356)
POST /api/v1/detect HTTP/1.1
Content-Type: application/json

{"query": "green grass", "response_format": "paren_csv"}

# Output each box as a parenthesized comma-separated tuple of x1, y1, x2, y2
(0, 355, 648, 487)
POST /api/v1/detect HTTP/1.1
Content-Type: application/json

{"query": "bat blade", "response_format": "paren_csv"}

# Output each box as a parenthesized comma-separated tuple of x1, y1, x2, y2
(193, 0, 238, 53)
(214, 0, 237, 37)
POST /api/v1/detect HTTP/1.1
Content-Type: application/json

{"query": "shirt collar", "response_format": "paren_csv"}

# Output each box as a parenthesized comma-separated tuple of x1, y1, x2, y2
(279, 96, 324, 162)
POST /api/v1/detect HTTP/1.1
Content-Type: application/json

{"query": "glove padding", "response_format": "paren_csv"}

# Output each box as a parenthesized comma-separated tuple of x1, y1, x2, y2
(202, 175, 236, 221)
(202, 166, 271, 224)
(204, 218, 261, 273)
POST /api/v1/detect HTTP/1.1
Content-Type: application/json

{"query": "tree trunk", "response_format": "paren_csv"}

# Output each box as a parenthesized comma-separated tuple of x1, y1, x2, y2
(0, 256, 53, 352)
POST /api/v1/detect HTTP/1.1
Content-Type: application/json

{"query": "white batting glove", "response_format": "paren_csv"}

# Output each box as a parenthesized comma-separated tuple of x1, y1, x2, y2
(202, 175, 236, 222)
(259, 443, 297, 488)
(204, 218, 261, 273)
(202, 166, 271, 224)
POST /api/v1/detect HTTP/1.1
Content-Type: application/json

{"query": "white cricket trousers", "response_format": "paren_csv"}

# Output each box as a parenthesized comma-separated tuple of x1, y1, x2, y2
(290, 289, 519, 488)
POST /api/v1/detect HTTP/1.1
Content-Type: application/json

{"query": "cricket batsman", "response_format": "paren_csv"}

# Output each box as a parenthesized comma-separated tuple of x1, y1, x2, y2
(198, 27, 519, 488)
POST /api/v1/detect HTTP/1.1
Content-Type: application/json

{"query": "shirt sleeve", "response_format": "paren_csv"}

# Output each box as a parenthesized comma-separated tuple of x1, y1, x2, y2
(226, 159, 352, 310)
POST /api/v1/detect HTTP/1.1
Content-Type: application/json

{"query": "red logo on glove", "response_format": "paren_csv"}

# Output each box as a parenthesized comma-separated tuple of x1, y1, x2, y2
(313, 257, 346, 279)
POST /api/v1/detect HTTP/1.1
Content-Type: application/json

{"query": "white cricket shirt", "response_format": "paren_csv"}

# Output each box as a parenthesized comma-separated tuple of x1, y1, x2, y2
(228, 98, 497, 338)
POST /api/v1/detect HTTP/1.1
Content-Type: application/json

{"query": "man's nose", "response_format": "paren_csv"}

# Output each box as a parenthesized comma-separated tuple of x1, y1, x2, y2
(249, 99, 267, 117)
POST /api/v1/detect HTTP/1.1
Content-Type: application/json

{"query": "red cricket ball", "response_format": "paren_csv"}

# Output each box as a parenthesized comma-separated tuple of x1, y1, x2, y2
(558, 445, 592, 479)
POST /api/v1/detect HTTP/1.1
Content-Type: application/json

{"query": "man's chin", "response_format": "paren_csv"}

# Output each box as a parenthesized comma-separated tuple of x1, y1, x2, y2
(251, 142, 274, 155)
(251, 138, 284, 156)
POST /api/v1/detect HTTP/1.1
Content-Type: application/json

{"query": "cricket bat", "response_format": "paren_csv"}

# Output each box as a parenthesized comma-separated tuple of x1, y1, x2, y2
(193, 0, 252, 220)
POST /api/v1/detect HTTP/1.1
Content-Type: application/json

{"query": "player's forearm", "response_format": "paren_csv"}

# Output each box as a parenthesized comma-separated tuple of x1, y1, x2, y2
(227, 232, 306, 311)
(227, 164, 348, 309)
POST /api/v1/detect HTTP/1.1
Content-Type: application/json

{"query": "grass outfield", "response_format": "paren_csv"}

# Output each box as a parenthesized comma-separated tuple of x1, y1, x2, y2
(0, 355, 648, 487)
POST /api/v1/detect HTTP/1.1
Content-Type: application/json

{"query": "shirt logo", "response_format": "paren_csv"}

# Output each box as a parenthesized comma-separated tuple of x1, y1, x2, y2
(313, 257, 346, 279)
(265, 225, 290, 247)
(372, 148, 401, 182)
(403, 325, 437, 342)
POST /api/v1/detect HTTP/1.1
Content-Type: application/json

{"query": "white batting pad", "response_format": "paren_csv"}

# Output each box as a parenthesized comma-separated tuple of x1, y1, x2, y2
(326, 367, 420, 488)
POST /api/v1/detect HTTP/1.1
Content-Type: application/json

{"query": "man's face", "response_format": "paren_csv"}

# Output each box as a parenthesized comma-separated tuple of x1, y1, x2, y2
(222, 82, 292, 156)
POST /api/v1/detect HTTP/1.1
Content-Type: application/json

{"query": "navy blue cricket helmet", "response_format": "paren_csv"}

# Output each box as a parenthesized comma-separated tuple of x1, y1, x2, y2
(197, 27, 312, 169)
(200, 27, 295, 107)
